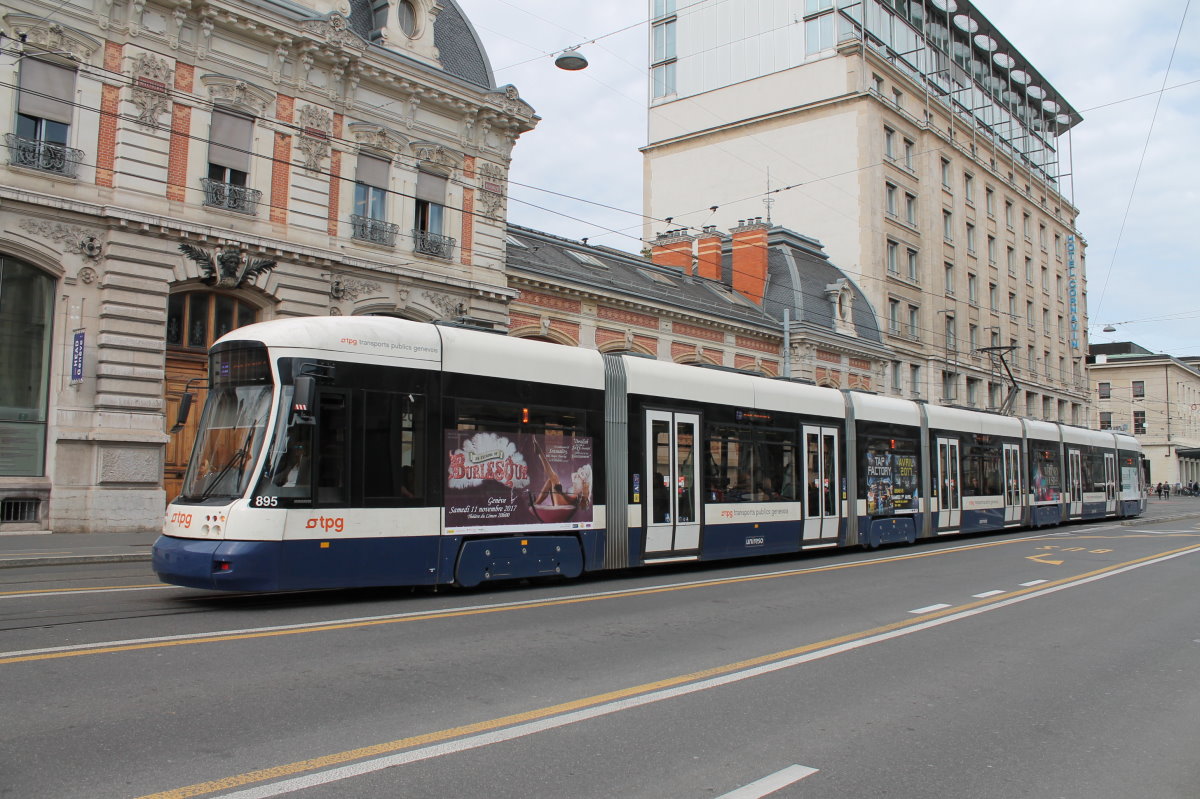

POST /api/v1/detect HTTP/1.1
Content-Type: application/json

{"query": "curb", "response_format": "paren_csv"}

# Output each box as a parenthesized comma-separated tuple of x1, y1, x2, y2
(0, 553, 152, 569)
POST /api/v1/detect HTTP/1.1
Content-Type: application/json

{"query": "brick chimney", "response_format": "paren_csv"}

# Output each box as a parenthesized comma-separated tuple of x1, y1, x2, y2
(696, 226, 723, 281)
(730, 218, 770, 304)
(649, 229, 695, 275)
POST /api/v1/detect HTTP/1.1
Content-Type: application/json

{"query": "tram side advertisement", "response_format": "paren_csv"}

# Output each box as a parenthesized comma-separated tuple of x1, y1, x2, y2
(864, 448, 919, 515)
(444, 430, 594, 534)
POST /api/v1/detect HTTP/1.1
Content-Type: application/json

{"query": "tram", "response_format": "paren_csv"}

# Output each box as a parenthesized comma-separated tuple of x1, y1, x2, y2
(152, 316, 1147, 591)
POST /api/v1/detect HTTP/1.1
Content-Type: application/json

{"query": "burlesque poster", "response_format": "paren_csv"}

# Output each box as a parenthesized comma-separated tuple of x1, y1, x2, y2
(444, 430, 594, 534)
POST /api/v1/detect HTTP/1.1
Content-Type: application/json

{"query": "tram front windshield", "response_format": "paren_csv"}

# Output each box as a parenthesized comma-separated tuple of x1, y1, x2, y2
(179, 346, 273, 502)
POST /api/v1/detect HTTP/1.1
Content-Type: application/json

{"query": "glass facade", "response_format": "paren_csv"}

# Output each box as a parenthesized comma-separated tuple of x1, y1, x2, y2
(0, 258, 55, 476)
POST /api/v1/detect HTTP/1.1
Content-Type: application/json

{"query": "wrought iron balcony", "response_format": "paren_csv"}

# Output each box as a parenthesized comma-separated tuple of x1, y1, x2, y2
(412, 229, 456, 260)
(351, 214, 399, 247)
(202, 178, 262, 215)
(5, 134, 83, 178)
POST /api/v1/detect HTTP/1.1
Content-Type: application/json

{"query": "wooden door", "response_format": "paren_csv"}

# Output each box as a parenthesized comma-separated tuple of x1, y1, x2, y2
(163, 355, 207, 502)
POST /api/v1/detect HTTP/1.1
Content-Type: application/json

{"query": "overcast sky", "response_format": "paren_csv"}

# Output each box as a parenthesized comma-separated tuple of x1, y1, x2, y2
(456, 0, 1198, 356)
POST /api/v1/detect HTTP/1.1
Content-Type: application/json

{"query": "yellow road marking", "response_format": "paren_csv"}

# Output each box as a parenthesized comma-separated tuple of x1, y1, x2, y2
(0, 584, 165, 597)
(1026, 553, 1065, 565)
(135, 539, 1200, 799)
(0, 532, 1187, 667)
(1, 536, 1030, 666)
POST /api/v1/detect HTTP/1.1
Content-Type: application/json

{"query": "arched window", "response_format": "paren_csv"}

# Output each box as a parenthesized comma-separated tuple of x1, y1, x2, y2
(166, 291, 258, 350)
(0, 257, 54, 476)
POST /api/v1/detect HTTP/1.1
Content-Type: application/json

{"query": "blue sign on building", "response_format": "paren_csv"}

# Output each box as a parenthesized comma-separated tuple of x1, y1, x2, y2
(71, 330, 85, 383)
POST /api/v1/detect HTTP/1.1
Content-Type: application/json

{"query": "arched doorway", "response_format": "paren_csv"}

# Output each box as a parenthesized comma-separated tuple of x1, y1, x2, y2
(163, 290, 260, 500)
(0, 257, 54, 479)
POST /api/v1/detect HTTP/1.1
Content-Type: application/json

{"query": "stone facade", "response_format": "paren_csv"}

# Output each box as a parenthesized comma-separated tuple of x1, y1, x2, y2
(0, 1, 536, 532)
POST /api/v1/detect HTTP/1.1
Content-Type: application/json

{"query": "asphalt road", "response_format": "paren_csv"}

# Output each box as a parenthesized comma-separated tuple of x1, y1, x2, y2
(2, 516, 1199, 799)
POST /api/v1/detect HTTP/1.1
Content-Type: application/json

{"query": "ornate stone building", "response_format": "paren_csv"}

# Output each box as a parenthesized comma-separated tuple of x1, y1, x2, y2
(506, 220, 890, 388)
(0, 0, 536, 531)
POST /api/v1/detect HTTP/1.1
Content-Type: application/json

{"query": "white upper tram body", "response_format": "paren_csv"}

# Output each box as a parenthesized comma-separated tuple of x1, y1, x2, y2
(154, 317, 1145, 591)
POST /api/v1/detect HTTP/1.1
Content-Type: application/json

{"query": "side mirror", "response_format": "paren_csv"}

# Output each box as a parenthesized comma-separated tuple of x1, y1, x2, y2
(169, 392, 193, 434)
(291, 375, 316, 423)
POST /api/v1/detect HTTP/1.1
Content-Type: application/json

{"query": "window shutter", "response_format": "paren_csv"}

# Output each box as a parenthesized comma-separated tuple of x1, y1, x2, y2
(18, 59, 76, 125)
(208, 109, 254, 172)
(415, 171, 447, 203)
(356, 152, 391, 189)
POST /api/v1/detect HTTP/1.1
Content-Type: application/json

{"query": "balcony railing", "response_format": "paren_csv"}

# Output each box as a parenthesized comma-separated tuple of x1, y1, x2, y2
(351, 214, 399, 247)
(202, 178, 262, 215)
(5, 134, 83, 178)
(412, 229, 456, 260)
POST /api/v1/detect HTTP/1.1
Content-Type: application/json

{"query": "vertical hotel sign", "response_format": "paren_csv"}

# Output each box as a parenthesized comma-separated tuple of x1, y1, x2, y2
(1067, 234, 1079, 349)
(70, 330, 85, 383)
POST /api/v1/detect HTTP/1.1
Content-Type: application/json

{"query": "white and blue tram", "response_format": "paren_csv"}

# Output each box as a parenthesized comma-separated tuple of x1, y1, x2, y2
(153, 316, 1147, 591)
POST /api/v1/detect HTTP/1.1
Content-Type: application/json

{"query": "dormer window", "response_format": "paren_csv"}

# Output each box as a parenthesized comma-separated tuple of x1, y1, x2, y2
(399, 1, 416, 36)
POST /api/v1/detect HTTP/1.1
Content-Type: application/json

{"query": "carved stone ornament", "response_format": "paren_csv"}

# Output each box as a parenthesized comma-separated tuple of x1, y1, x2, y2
(296, 104, 333, 172)
(4, 17, 101, 62)
(130, 53, 173, 129)
(349, 123, 407, 155)
(19, 218, 104, 260)
(422, 290, 461, 319)
(178, 243, 276, 289)
(486, 84, 534, 119)
(77, 266, 99, 284)
(201, 74, 274, 118)
(331, 277, 382, 302)
(411, 141, 463, 172)
(478, 161, 507, 219)
(329, 307, 343, 316)
(300, 13, 368, 53)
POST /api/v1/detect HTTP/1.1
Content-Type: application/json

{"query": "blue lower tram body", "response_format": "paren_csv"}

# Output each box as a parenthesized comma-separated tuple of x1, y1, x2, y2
(153, 500, 1140, 591)
(153, 532, 599, 592)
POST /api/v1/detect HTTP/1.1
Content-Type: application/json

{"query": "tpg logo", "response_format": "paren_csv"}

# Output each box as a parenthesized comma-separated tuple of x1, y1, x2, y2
(170, 512, 193, 528)
(306, 516, 345, 533)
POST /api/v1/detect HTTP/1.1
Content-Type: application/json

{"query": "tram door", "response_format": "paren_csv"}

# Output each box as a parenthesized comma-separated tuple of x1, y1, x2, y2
(644, 410, 701, 556)
(1067, 449, 1083, 517)
(936, 437, 961, 530)
(802, 425, 840, 541)
(1104, 452, 1117, 514)
(1002, 443, 1023, 524)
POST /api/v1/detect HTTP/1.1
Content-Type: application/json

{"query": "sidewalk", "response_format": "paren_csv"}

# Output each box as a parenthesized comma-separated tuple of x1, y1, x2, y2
(2, 497, 1199, 569)
(0, 531, 157, 569)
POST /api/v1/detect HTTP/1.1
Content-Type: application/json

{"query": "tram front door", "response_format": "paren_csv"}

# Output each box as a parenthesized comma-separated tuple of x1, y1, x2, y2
(644, 410, 701, 557)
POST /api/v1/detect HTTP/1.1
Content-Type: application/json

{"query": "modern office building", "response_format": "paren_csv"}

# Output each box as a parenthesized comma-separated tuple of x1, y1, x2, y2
(643, 0, 1089, 420)
(1089, 342, 1200, 485)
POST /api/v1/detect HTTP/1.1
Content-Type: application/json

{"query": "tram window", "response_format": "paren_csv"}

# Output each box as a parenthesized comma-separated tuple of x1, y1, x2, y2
(317, 392, 349, 505)
(1084, 452, 1106, 493)
(706, 425, 750, 502)
(705, 424, 795, 503)
(454, 400, 586, 438)
(1030, 447, 1061, 501)
(363, 390, 423, 503)
(257, 384, 314, 503)
(962, 437, 1002, 496)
